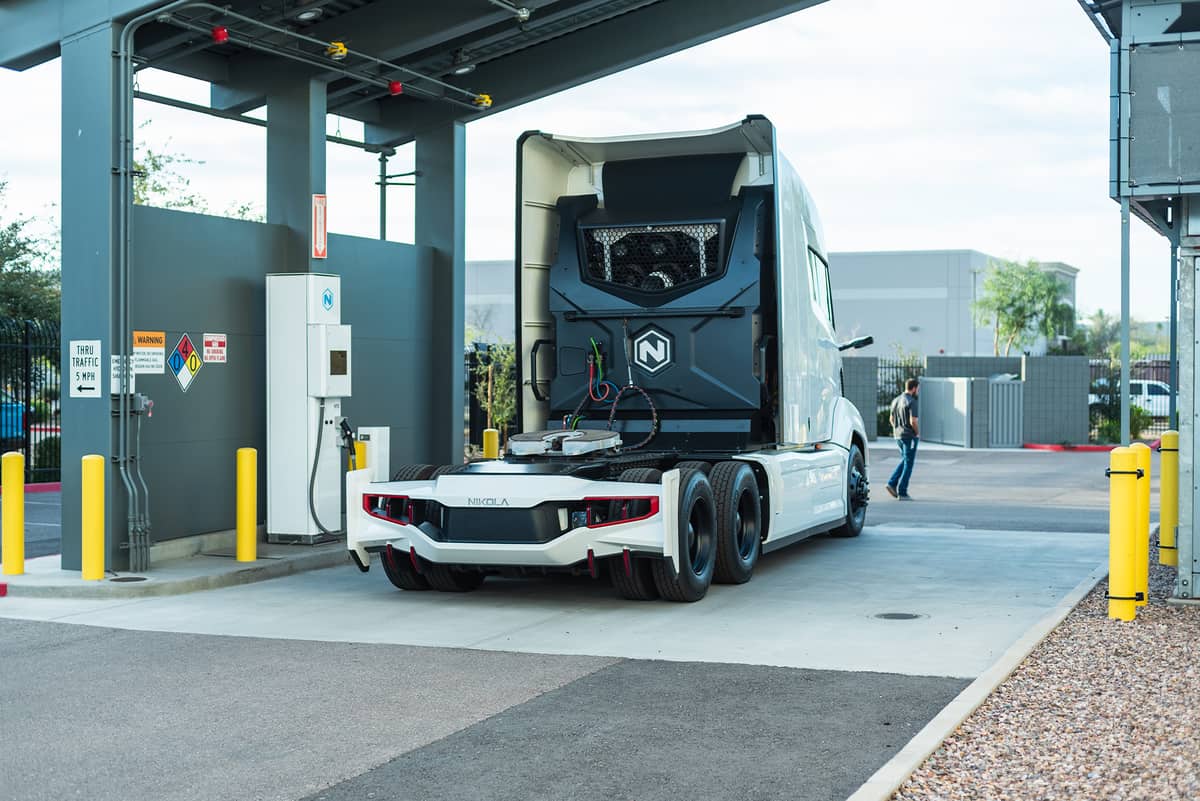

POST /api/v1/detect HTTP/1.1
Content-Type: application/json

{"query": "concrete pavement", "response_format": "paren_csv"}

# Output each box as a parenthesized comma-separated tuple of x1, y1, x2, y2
(0, 448, 1115, 801)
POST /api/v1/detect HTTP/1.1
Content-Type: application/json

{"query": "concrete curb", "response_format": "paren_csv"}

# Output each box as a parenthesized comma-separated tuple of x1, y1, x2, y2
(2, 548, 349, 599)
(845, 560, 1109, 801)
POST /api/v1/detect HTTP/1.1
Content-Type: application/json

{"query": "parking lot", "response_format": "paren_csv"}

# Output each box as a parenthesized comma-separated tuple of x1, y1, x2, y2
(0, 447, 1115, 801)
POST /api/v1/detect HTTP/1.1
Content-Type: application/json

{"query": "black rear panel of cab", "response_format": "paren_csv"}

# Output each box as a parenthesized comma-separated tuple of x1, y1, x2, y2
(547, 152, 774, 452)
(431, 504, 568, 544)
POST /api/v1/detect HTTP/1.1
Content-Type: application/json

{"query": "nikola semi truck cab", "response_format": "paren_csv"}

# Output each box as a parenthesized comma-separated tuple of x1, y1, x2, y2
(348, 116, 871, 602)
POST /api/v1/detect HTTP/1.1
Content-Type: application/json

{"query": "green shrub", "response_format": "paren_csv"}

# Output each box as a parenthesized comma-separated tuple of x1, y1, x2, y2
(1094, 406, 1152, 443)
(29, 399, 50, 424)
(34, 435, 60, 481)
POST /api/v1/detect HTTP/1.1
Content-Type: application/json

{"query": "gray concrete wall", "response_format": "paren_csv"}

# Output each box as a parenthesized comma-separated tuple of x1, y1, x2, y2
(925, 356, 1022, 379)
(841, 357, 878, 440)
(130, 207, 433, 544)
(969, 378, 989, 448)
(1020, 356, 1090, 445)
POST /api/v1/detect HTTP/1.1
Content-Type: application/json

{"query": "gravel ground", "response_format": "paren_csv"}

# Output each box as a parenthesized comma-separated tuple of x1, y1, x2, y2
(894, 539, 1200, 801)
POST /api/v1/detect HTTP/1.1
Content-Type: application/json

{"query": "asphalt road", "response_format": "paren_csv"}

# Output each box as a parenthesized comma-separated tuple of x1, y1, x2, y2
(1, 489, 60, 558)
(0, 618, 966, 801)
(0, 448, 1111, 801)
(866, 446, 1117, 532)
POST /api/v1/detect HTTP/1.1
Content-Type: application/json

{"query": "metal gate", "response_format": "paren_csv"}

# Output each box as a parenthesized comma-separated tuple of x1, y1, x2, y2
(0, 319, 61, 482)
(916, 377, 971, 447)
(988, 379, 1024, 448)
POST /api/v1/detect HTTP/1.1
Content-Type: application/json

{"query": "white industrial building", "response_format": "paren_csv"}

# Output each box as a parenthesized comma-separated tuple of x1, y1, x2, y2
(828, 250, 1078, 358)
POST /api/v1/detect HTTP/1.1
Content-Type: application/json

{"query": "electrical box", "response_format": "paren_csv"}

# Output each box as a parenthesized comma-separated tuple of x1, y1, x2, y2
(356, 426, 391, 483)
(308, 324, 352, 398)
(266, 273, 352, 544)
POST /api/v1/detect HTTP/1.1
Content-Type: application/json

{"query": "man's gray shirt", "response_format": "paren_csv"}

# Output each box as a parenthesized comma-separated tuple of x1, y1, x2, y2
(891, 393, 918, 440)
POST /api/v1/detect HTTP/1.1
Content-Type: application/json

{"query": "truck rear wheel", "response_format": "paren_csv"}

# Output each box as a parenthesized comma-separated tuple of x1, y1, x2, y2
(830, 444, 868, 538)
(610, 468, 661, 600)
(381, 545, 429, 591)
(652, 469, 717, 602)
(391, 463, 436, 481)
(710, 462, 761, 584)
(424, 563, 486, 592)
(674, 460, 712, 475)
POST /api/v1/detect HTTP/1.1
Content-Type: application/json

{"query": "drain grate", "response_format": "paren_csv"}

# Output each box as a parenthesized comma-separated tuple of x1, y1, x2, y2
(109, 576, 148, 583)
(874, 612, 922, 620)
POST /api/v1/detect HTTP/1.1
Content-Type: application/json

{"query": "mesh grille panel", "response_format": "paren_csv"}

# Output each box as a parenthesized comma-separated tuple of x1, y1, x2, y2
(582, 223, 722, 293)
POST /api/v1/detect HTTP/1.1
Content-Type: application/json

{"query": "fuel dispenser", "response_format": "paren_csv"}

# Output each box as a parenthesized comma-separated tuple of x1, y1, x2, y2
(266, 273, 352, 544)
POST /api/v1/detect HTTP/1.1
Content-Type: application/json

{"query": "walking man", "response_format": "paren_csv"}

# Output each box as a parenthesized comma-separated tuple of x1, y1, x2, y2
(886, 378, 920, 500)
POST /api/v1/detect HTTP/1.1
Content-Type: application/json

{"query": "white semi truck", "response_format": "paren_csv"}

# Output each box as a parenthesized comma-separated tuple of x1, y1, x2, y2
(347, 116, 872, 602)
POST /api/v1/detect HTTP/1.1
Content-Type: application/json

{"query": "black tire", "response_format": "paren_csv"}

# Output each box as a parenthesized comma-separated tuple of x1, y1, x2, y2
(424, 563, 486, 592)
(652, 469, 717, 602)
(391, 463, 437, 481)
(431, 464, 466, 478)
(610, 468, 662, 600)
(831, 444, 868, 538)
(674, 460, 712, 475)
(380, 545, 430, 591)
(710, 462, 762, 584)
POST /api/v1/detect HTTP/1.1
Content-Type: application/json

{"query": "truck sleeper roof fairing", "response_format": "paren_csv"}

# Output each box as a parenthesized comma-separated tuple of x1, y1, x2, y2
(516, 115, 841, 451)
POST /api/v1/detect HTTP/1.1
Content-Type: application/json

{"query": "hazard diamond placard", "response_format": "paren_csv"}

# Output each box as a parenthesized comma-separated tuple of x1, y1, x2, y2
(168, 333, 203, 392)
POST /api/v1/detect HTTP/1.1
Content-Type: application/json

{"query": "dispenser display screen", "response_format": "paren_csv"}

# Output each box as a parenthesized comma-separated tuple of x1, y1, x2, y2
(330, 350, 348, 376)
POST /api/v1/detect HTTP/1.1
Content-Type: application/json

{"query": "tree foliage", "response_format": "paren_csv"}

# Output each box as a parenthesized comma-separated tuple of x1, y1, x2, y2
(134, 122, 265, 221)
(0, 181, 60, 321)
(972, 259, 1068, 356)
(473, 342, 517, 440)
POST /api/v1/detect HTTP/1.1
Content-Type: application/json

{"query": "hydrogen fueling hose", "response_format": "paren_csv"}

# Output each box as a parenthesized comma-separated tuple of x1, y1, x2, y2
(309, 398, 338, 536)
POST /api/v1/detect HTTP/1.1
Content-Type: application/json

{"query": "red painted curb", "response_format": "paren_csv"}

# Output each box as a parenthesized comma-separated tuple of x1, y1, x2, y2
(0, 482, 60, 495)
(0, 583, 7, 598)
(1023, 441, 1160, 452)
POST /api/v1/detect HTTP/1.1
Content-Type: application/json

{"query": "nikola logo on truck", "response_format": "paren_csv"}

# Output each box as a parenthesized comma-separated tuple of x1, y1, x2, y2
(633, 327, 673, 374)
(468, 498, 511, 506)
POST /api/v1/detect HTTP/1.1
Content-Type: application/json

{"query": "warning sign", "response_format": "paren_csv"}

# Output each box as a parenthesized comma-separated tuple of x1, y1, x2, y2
(168, 333, 203, 392)
(203, 333, 227, 364)
(312, 194, 328, 259)
(133, 330, 165, 374)
(69, 340, 102, 398)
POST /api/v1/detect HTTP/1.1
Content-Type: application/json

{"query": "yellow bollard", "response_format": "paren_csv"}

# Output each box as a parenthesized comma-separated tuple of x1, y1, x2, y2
(236, 448, 257, 562)
(1107, 447, 1140, 621)
(353, 440, 367, 472)
(1159, 431, 1179, 567)
(81, 454, 105, 581)
(1130, 442, 1151, 606)
(482, 428, 500, 459)
(2, 451, 25, 575)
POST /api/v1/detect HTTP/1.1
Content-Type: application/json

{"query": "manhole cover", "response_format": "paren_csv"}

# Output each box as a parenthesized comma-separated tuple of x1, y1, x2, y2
(109, 576, 148, 583)
(874, 612, 923, 620)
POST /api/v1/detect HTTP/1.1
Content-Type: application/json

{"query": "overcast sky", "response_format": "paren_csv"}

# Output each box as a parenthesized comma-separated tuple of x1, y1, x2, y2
(0, 0, 1174, 320)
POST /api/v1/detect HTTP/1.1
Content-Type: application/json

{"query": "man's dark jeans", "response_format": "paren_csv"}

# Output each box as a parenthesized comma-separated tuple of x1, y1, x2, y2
(887, 436, 918, 496)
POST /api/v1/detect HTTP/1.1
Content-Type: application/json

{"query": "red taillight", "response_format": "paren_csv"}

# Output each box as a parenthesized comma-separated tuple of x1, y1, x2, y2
(364, 494, 413, 524)
(212, 26, 230, 44)
(582, 496, 659, 528)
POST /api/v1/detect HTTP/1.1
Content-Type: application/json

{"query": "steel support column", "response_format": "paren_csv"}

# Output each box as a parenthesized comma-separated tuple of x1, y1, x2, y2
(1181, 197, 1199, 600)
(59, 22, 125, 571)
(1170, 239, 1179, 429)
(267, 80, 327, 268)
(414, 122, 465, 464)
(1120, 196, 1131, 445)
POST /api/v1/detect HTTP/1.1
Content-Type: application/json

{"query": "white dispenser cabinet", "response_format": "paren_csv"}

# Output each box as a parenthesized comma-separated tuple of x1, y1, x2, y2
(266, 273, 352, 543)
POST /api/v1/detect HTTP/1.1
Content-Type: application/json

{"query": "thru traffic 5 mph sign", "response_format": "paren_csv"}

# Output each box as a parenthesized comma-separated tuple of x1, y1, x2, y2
(69, 339, 102, 398)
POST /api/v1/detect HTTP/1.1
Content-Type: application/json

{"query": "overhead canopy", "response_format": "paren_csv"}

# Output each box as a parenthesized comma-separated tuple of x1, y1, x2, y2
(0, 0, 829, 147)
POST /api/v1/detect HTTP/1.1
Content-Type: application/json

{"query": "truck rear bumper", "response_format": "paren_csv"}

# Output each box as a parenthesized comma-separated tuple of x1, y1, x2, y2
(346, 468, 681, 571)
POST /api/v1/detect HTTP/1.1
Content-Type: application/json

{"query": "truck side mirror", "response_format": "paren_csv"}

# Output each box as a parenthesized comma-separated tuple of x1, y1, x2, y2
(838, 335, 874, 352)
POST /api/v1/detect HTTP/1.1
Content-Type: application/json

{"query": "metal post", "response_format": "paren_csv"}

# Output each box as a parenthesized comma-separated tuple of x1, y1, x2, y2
(1170, 240, 1179, 429)
(22, 321, 31, 481)
(1121, 196, 1132, 445)
(379, 151, 388, 241)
